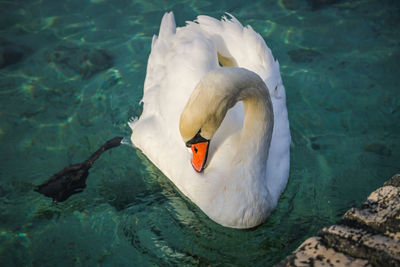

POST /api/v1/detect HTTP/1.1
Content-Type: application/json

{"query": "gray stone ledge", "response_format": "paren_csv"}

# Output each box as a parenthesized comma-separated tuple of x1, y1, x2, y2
(277, 173, 400, 267)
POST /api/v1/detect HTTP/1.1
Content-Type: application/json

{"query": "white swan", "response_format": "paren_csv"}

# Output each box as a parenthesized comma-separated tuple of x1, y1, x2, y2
(129, 12, 290, 229)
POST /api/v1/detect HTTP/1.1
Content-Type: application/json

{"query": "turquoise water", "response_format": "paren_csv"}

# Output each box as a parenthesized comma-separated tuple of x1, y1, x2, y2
(0, 0, 399, 265)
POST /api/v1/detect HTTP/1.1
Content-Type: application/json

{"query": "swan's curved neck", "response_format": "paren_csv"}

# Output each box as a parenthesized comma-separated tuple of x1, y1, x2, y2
(240, 85, 273, 166)
(180, 67, 274, 169)
(228, 69, 274, 171)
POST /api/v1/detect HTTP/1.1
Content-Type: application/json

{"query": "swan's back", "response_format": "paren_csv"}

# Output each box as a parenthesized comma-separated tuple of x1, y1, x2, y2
(130, 12, 290, 227)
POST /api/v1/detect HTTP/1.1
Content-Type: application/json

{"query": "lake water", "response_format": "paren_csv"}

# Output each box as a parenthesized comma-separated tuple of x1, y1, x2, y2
(0, 0, 399, 266)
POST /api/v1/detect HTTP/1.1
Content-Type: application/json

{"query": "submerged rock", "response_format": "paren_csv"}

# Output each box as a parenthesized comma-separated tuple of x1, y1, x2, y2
(287, 48, 320, 63)
(277, 173, 400, 266)
(280, 0, 303, 10)
(0, 39, 31, 69)
(308, 0, 341, 10)
(44, 44, 113, 78)
(364, 142, 392, 156)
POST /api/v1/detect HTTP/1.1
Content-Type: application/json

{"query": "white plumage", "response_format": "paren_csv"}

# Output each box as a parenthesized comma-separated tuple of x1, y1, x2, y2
(130, 12, 290, 228)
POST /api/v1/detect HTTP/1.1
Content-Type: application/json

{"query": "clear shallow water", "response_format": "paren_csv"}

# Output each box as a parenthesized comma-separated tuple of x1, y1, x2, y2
(0, 0, 399, 265)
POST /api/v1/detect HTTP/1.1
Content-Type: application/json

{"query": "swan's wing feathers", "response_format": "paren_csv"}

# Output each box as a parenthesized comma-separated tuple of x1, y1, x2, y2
(195, 14, 283, 99)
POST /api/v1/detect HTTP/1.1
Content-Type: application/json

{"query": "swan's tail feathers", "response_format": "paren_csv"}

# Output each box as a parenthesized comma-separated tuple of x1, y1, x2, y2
(158, 12, 176, 40)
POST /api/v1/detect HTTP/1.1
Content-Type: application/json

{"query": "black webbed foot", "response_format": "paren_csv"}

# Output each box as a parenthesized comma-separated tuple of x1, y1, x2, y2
(35, 137, 123, 202)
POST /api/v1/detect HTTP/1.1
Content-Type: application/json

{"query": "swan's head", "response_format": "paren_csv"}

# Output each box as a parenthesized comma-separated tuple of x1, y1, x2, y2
(179, 69, 238, 172)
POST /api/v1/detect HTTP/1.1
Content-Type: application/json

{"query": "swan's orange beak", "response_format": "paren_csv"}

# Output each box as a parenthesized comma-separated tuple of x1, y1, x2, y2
(190, 141, 209, 172)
